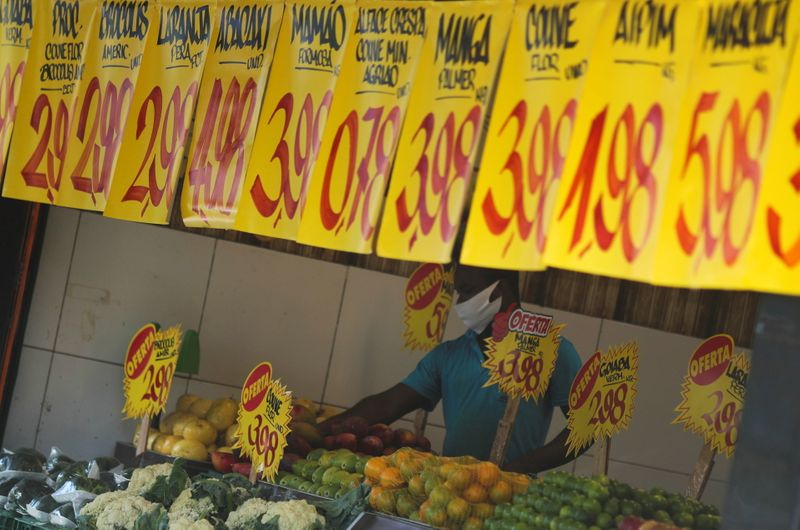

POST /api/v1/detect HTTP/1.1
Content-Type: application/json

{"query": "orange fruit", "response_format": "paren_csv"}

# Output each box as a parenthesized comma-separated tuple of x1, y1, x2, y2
(507, 473, 530, 495)
(446, 497, 470, 524)
(421, 504, 447, 527)
(462, 517, 483, 530)
(374, 489, 397, 514)
(488, 480, 513, 504)
(437, 462, 458, 480)
(379, 467, 404, 489)
(364, 458, 388, 482)
(462, 483, 488, 504)
(396, 491, 419, 518)
(471, 502, 495, 520)
(399, 458, 424, 479)
(444, 468, 472, 492)
(424, 476, 442, 496)
(368, 486, 385, 509)
(475, 462, 501, 488)
(428, 485, 455, 508)
(408, 475, 426, 499)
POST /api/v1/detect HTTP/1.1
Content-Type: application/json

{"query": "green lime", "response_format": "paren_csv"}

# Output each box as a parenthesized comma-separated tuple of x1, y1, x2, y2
(674, 512, 694, 527)
(595, 512, 613, 529)
(603, 498, 620, 516)
(311, 466, 326, 484)
(306, 448, 325, 461)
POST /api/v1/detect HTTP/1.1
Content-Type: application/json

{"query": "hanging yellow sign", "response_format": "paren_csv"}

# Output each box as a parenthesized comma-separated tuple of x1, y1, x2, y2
(0, 0, 32, 189)
(403, 263, 454, 352)
(234, 0, 357, 241)
(566, 341, 639, 455)
(376, 0, 513, 263)
(104, 0, 215, 224)
(655, 0, 800, 289)
(674, 334, 749, 458)
(543, 0, 700, 282)
(180, 0, 284, 228)
(297, 0, 428, 253)
(122, 324, 182, 419)
(460, 0, 606, 271)
(482, 305, 563, 401)
(2, 0, 96, 204)
(233, 362, 292, 480)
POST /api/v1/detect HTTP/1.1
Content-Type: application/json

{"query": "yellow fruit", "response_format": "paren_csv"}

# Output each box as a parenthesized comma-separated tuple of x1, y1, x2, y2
(489, 481, 513, 504)
(146, 430, 161, 450)
(189, 398, 213, 418)
(172, 413, 199, 437)
(133, 427, 158, 446)
(217, 446, 233, 454)
(160, 411, 190, 434)
(446, 497, 470, 524)
(176, 394, 201, 412)
(153, 434, 182, 455)
(206, 398, 237, 430)
(171, 439, 208, 461)
(183, 419, 217, 445)
(475, 462, 501, 488)
(225, 424, 239, 447)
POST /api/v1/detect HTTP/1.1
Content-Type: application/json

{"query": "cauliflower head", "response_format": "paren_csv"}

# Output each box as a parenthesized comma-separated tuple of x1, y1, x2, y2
(169, 488, 215, 522)
(80, 490, 135, 519)
(225, 498, 324, 530)
(225, 498, 271, 529)
(128, 463, 174, 494)
(95, 495, 160, 530)
(168, 515, 216, 530)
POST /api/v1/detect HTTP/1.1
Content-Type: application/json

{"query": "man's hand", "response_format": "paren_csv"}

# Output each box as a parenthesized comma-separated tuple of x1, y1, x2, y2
(318, 383, 430, 433)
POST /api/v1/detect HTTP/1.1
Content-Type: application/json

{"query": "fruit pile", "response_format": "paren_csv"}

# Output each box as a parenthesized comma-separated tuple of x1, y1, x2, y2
(364, 448, 529, 529)
(136, 394, 239, 462)
(274, 448, 370, 499)
(483, 471, 720, 530)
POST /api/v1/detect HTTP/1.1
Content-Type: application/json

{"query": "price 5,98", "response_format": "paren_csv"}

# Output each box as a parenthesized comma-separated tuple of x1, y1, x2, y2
(247, 414, 280, 468)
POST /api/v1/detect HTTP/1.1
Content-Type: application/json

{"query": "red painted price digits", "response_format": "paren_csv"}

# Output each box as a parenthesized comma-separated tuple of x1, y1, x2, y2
(588, 384, 628, 426)
(701, 390, 742, 447)
(482, 100, 576, 253)
(498, 350, 545, 393)
(425, 300, 448, 342)
(188, 77, 259, 218)
(765, 116, 800, 267)
(250, 90, 333, 223)
(247, 415, 280, 467)
(140, 363, 174, 408)
(396, 106, 483, 248)
(320, 105, 401, 239)
(122, 82, 199, 212)
(558, 103, 663, 262)
(676, 92, 770, 266)
(0, 61, 25, 169)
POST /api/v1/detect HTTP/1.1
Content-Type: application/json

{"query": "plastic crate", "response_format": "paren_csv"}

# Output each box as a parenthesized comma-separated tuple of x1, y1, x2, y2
(0, 512, 43, 530)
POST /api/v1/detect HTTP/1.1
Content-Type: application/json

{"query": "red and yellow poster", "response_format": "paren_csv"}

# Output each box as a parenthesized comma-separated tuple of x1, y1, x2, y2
(297, 0, 427, 253)
(122, 323, 182, 419)
(460, 0, 606, 270)
(376, 0, 513, 263)
(234, 0, 356, 241)
(57, 0, 154, 211)
(0, 0, 32, 188)
(104, 0, 215, 224)
(181, 0, 283, 228)
(674, 334, 749, 457)
(655, 0, 800, 289)
(482, 305, 564, 401)
(403, 263, 454, 352)
(2, 0, 96, 204)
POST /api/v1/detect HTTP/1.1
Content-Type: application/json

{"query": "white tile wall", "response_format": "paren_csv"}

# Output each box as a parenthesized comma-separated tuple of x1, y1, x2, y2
(3, 347, 52, 449)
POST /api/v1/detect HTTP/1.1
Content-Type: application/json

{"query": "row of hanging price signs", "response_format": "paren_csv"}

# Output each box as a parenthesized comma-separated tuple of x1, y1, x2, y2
(2, 0, 799, 294)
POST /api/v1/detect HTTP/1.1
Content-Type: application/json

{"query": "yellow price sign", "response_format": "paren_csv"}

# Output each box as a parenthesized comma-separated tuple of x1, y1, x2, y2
(403, 263, 454, 352)
(482, 306, 563, 401)
(234, 362, 292, 480)
(122, 324, 182, 419)
(566, 341, 639, 455)
(674, 334, 749, 458)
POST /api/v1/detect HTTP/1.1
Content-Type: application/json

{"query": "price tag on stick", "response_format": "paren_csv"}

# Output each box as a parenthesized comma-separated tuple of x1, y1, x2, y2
(403, 263, 454, 352)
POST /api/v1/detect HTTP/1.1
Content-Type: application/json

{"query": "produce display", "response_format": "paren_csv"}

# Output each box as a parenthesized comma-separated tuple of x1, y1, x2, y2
(274, 449, 369, 499)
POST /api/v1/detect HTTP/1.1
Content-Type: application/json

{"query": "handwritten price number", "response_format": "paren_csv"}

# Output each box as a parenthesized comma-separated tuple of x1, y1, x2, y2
(588, 384, 628, 426)
(121, 83, 199, 212)
(424, 300, 448, 342)
(701, 390, 742, 448)
(320, 105, 400, 239)
(676, 92, 770, 266)
(247, 414, 280, 468)
(140, 363, 175, 408)
(498, 350, 545, 394)
(558, 103, 663, 261)
(188, 77, 259, 218)
(250, 91, 333, 222)
(396, 106, 482, 248)
(0, 61, 24, 168)
(483, 100, 576, 252)
(765, 115, 800, 267)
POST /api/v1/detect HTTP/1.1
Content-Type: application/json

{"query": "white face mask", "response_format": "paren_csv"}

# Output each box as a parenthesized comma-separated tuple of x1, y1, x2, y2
(454, 281, 502, 333)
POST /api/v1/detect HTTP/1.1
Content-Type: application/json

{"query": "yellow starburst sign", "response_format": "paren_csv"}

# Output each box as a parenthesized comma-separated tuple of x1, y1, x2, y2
(234, 362, 292, 480)
(566, 341, 639, 456)
(122, 324, 182, 419)
(403, 264, 454, 352)
(674, 335, 749, 458)
(482, 306, 564, 401)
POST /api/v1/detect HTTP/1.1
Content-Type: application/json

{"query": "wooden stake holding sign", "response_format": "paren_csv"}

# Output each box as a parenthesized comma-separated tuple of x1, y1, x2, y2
(673, 334, 750, 499)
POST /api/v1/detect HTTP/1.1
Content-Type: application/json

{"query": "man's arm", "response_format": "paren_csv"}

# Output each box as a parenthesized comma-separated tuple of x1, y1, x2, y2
(319, 383, 430, 431)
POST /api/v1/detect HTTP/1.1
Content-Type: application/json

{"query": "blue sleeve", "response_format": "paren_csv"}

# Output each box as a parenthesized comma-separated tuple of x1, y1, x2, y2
(400, 343, 445, 411)
(546, 337, 582, 409)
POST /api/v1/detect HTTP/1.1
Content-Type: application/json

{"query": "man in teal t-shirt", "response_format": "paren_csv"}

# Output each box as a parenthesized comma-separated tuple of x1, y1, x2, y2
(322, 264, 586, 473)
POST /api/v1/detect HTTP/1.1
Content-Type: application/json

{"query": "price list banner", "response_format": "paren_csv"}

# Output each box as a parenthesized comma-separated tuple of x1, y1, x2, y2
(0, 0, 32, 188)
(297, 0, 427, 253)
(543, 0, 699, 282)
(674, 334, 749, 457)
(377, 0, 513, 263)
(655, 0, 800, 289)
(482, 305, 564, 401)
(181, 0, 283, 228)
(566, 341, 639, 455)
(234, 0, 356, 241)
(403, 263, 454, 352)
(2, 0, 96, 204)
(234, 362, 292, 480)
(460, 0, 606, 270)
(104, 0, 215, 224)
(122, 323, 182, 419)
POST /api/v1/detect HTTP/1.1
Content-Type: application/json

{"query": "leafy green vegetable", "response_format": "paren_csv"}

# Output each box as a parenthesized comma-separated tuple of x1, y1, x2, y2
(252, 514, 280, 530)
(133, 506, 169, 530)
(6, 479, 53, 513)
(0, 453, 43, 473)
(221, 474, 251, 490)
(87, 457, 122, 473)
(142, 459, 190, 509)
(55, 462, 89, 488)
(192, 478, 234, 519)
(312, 483, 369, 530)
(76, 514, 98, 530)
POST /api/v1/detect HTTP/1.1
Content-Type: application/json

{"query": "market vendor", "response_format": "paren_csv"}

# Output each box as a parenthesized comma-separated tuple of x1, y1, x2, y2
(321, 264, 585, 474)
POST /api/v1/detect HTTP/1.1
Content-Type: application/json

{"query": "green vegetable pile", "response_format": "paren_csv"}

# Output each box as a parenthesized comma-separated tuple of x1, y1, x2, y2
(483, 472, 721, 530)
